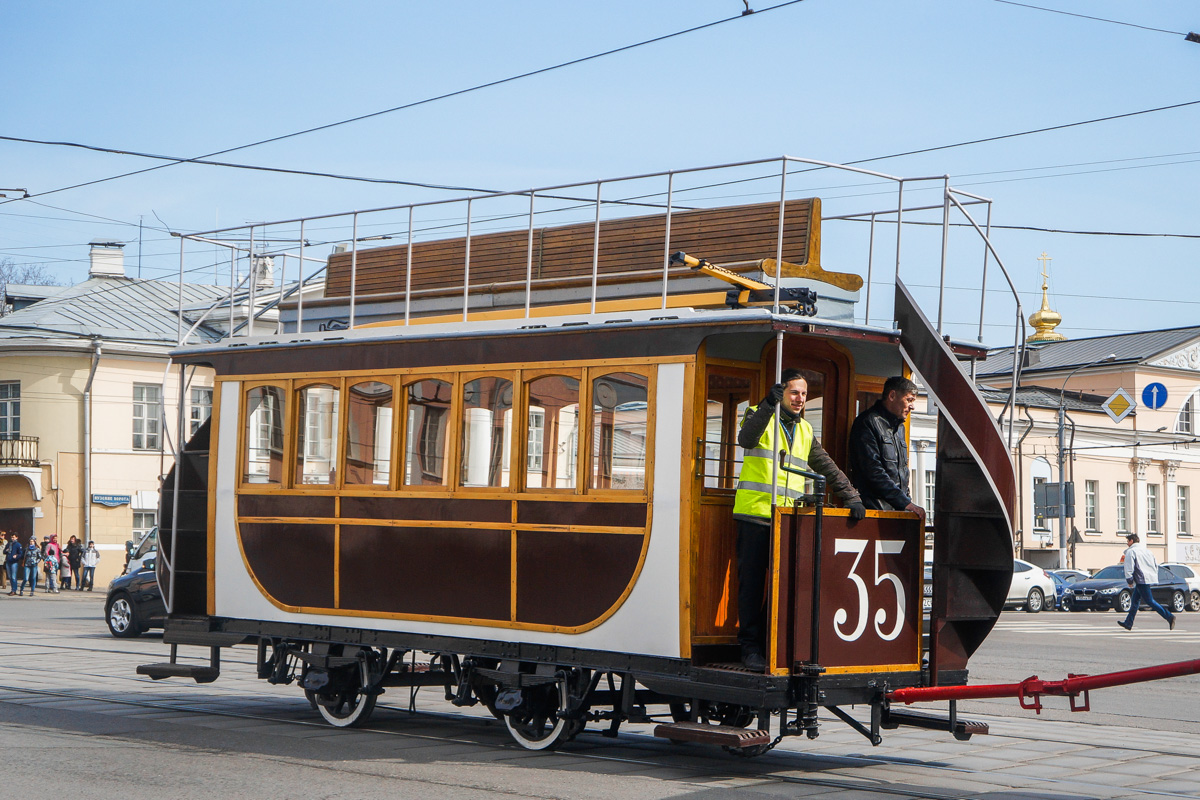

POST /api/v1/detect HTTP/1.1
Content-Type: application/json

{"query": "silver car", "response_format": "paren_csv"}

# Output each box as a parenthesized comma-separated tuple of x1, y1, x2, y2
(1005, 558, 1056, 613)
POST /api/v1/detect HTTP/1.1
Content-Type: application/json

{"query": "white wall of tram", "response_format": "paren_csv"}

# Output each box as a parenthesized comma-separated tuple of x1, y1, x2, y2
(213, 364, 685, 659)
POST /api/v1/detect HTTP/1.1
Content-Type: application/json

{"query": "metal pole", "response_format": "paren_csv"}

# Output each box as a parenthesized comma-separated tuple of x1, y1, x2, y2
(525, 192, 535, 318)
(276, 253, 287, 335)
(297, 220, 306, 332)
(590, 181, 601, 314)
(349, 213, 358, 329)
(864, 213, 876, 326)
(893, 181, 905, 302)
(773, 159, 787, 315)
(247, 227, 256, 338)
(228, 248, 236, 337)
(978, 202, 992, 343)
(176, 236, 185, 345)
(1057, 400, 1068, 569)
(405, 207, 414, 325)
(661, 172, 674, 310)
(463, 199, 472, 322)
(937, 177, 950, 334)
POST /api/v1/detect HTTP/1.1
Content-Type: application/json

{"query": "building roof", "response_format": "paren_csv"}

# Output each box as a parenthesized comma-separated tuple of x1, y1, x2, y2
(979, 384, 1115, 414)
(0, 276, 228, 346)
(981, 325, 1200, 379)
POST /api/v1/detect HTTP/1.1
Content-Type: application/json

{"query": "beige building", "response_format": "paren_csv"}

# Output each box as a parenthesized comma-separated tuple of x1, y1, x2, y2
(0, 243, 230, 586)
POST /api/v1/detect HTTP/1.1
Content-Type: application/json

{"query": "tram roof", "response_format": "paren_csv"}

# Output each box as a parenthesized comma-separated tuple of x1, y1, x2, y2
(172, 305, 900, 361)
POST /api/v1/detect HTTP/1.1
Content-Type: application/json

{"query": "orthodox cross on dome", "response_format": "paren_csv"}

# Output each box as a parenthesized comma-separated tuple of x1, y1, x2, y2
(1027, 251, 1066, 343)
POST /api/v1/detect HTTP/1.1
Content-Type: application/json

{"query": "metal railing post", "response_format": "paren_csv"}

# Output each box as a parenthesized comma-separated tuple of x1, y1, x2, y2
(590, 181, 602, 314)
(864, 213, 876, 326)
(978, 202, 993, 344)
(937, 177, 950, 334)
(405, 207, 414, 326)
(661, 172, 674, 310)
(349, 213, 359, 329)
(463, 199, 472, 322)
(296, 220, 306, 333)
(525, 192, 535, 319)
(247, 226, 256, 338)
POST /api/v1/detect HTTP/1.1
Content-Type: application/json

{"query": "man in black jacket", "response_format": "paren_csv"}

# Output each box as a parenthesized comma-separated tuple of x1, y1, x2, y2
(849, 376, 926, 520)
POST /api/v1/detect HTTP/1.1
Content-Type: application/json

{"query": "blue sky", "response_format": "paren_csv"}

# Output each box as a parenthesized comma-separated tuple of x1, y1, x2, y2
(2, 0, 1197, 345)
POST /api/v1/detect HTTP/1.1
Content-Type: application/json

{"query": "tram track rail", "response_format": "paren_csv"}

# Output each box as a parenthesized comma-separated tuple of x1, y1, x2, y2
(2, 673, 1199, 800)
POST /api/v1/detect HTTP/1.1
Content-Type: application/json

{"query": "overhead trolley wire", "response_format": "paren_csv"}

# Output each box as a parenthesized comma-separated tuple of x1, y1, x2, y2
(991, 0, 1191, 37)
(0, 0, 808, 206)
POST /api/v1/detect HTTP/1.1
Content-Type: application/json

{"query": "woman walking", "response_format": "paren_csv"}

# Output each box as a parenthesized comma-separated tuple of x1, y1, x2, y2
(81, 542, 100, 591)
(19, 537, 42, 596)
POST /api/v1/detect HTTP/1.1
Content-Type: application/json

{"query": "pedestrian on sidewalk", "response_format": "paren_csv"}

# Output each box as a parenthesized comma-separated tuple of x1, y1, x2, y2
(1118, 533, 1175, 631)
(19, 536, 42, 596)
(3, 532, 22, 594)
(43, 536, 61, 594)
(81, 542, 100, 591)
(65, 536, 83, 590)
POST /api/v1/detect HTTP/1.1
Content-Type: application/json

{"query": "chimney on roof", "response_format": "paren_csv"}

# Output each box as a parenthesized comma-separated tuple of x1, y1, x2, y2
(89, 240, 125, 278)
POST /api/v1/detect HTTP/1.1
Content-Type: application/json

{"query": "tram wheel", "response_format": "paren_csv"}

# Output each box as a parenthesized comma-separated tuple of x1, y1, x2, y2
(503, 680, 577, 751)
(312, 684, 377, 728)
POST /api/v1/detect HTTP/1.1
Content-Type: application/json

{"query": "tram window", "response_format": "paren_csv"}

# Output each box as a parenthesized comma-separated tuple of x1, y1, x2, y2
(526, 375, 580, 490)
(345, 380, 393, 486)
(704, 371, 753, 491)
(296, 384, 340, 486)
(244, 386, 285, 484)
(591, 372, 649, 491)
(460, 377, 514, 488)
(403, 379, 452, 486)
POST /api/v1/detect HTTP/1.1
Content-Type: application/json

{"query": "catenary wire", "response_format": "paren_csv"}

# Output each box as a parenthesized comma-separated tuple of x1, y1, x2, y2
(991, 0, 1186, 36)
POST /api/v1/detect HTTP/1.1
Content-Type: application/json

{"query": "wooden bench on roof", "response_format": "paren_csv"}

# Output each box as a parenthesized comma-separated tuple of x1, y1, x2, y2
(322, 199, 823, 313)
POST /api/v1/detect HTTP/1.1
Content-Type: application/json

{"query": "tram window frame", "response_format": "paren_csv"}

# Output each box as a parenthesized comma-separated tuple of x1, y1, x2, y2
(240, 380, 292, 488)
(700, 363, 759, 495)
(520, 369, 584, 494)
(586, 366, 655, 496)
(343, 376, 399, 490)
(399, 374, 458, 492)
(457, 370, 519, 492)
(293, 379, 344, 490)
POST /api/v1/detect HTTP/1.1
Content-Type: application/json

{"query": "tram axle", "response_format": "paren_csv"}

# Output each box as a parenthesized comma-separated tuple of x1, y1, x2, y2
(888, 658, 1200, 713)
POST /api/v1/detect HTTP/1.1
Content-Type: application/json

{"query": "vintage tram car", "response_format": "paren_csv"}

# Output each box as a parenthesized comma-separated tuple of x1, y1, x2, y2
(144, 158, 1017, 753)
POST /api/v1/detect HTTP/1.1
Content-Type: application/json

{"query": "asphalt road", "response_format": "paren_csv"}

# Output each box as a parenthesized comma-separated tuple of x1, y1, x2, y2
(1, 592, 1197, 799)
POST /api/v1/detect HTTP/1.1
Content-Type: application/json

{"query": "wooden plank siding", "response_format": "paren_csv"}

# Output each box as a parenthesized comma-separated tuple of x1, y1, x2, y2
(325, 199, 818, 298)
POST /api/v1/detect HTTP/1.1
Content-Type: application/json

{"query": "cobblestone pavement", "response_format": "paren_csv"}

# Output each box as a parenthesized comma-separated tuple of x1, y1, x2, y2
(2, 592, 1197, 799)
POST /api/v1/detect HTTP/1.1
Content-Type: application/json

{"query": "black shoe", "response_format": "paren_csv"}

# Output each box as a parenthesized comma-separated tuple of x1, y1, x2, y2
(1117, 620, 1132, 631)
(741, 650, 767, 672)
(1169, 616, 1176, 631)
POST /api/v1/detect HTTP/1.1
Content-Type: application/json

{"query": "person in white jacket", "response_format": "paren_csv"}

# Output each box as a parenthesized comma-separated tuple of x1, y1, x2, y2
(81, 542, 100, 591)
(1119, 532, 1175, 631)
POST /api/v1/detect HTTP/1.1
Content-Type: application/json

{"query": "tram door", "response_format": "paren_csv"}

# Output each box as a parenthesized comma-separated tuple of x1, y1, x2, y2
(692, 365, 758, 649)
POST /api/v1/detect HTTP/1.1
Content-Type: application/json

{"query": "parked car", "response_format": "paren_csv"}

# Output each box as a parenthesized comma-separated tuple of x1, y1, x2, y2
(1048, 570, 1073, 610)
(123, 527, 158, 576)
(1051, 568, 1090, 584)
(1065, 564, 1190, 614)
(105, 558, 165, 638)
(1161, 563, 1200, 612)
(1006, 558, 1056, 613)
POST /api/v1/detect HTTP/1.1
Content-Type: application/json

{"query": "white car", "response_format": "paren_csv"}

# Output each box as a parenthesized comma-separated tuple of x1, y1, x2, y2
(1162, 563, 1200, 612)
(1006, 558, 1056, 613)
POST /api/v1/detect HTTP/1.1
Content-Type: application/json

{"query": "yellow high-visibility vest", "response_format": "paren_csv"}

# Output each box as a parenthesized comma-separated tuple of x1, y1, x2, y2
(732, 404, 814, 522)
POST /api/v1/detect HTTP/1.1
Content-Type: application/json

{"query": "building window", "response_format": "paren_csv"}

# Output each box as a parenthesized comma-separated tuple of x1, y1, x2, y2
(1147, 483, 1159, 533)
(1179, 392, 1197, 434)
(1085, 480, 1098, 530)
(1116, 482, 1129, 532)
(0, 382, 19, 438)
(190, 387, 213, 436)
(133, 384, 162, 450)
(133, 511, 156, 540)
(1180, 486, 1191, 536)
(924, 469, 936, 522)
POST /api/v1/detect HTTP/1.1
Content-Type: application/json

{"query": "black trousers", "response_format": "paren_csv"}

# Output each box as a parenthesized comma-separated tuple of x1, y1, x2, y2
(736, 519, 771, 653)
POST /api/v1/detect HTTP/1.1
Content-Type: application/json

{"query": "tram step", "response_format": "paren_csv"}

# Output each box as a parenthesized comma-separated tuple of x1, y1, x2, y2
(652, 721, 772, 749)
(881, 708, 989, 741)
(137, 663, 221, 684)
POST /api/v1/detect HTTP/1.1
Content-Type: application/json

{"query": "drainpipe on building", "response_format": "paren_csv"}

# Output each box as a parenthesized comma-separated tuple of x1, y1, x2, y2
(82, 339, 102, 546)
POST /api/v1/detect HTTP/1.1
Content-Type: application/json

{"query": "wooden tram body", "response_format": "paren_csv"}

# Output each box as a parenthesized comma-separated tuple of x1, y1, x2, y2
(148, 161, 1018, 752)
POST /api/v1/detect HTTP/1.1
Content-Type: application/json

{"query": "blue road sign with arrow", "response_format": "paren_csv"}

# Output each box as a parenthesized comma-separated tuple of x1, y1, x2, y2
(1142, 382, 1168, 410)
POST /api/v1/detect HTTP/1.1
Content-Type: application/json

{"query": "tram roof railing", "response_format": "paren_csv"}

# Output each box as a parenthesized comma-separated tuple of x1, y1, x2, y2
(171, 155, 1025, 443)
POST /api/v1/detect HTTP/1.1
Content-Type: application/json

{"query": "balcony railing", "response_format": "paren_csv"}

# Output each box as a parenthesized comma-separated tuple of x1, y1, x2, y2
(0, 434, 38, 467)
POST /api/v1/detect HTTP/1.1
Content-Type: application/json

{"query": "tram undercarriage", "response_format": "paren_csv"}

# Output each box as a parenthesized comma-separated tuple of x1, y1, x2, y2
(143, 616, 977, 754)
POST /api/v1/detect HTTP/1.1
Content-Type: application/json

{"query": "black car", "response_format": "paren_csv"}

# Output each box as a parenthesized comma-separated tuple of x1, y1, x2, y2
(105, 559, 165, 637)
(1066, 564, 1190, 614)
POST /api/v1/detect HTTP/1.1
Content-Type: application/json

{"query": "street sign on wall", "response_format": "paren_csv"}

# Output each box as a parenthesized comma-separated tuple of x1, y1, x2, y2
(1142, 382, 1168, 410)
(91, 494, 131, 507)
(1101, 388, 1136, 423)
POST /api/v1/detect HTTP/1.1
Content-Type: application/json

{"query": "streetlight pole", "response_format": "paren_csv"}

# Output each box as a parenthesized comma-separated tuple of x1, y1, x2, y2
(1057, 353, 1117, 568)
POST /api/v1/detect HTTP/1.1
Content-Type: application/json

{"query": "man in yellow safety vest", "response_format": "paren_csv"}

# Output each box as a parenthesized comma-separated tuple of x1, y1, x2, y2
(733, 368, 865, 671)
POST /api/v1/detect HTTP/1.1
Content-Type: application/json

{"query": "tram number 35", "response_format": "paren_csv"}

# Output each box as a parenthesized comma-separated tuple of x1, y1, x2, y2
(832, 539, 907, 643)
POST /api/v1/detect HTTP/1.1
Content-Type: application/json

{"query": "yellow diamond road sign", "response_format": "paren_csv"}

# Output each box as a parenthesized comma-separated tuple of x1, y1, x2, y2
(1102, 388, 1135, 423)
